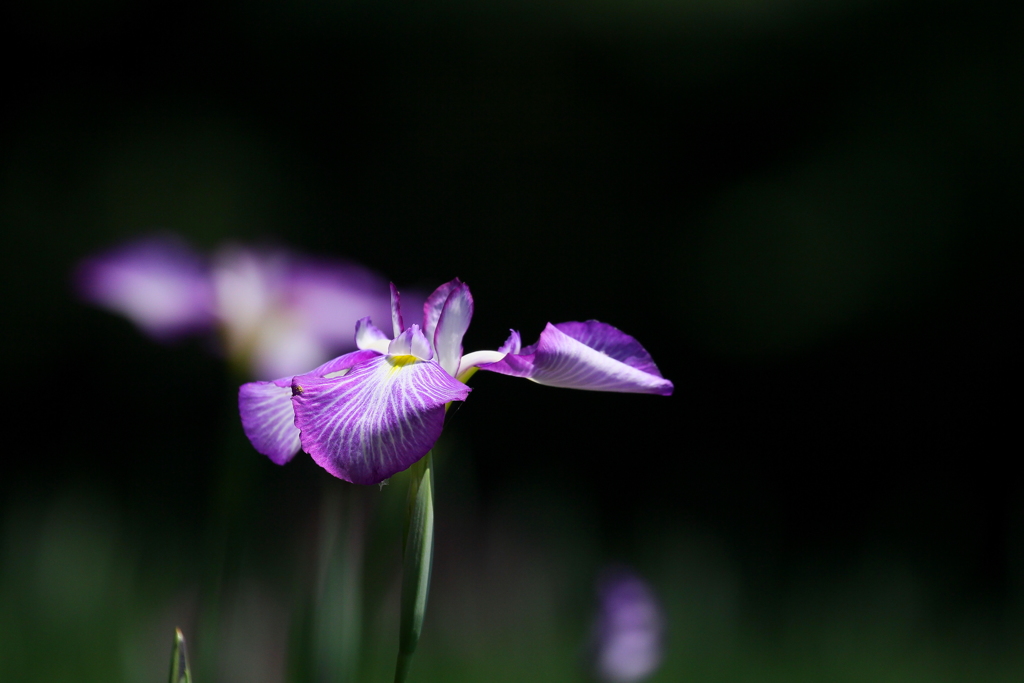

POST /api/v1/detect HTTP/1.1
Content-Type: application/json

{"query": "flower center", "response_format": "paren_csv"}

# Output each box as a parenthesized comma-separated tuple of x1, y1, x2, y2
(387, 354, 418, 372)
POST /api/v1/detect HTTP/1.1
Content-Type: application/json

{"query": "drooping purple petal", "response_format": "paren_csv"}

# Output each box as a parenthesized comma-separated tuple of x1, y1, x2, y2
(388, 324, 433, 360)
(239, 377, 302, 465)
(292, 355, 471, 484)
(593, 568, 664, 683)
(76, 235, 214, 340)
(239, 349, 381, 465)
(390, 282, 405, 338)
(433, 282, 473, 377)
(356, 317, 391, 354)
(422, 278, 461, 354)
(553, 321, 663, 377)
(480, 321, 673, 395)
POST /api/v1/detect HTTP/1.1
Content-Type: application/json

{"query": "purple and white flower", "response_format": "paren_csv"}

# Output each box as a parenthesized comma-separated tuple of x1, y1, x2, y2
(76, 235, 392, 378)
(239, 279, 673, 485)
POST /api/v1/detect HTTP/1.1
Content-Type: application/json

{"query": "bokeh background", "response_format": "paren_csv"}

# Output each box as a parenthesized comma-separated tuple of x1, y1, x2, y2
(2, 0, 1022, 681)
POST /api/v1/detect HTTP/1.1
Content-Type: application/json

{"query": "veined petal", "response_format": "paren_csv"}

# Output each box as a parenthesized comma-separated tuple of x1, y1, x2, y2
(390, 282, 405, 338)
(239, 378, 301, 465)
(309, 348, 383, 378)
(433, 282, 473, 377)
(553, 321, 663, 377)
(356, 316, 392, 354)
(239, 349, 381, 466)
(292, 355, 471, 484)
(422, 278, 461, 355)
(481, 322, 673, 395)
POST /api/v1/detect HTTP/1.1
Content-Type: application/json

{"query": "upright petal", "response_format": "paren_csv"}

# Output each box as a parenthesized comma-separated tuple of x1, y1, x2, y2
(480, 321, 673, 395)
(433, 282, 473, 377)
(292, 355, 471, 484)
(388, 324, 433, 360)
(422, 278, 461, 354)
(356, 317, 392, 354)
(239, 377, 301, 465)
(390, 282, 405, 338)
(76, 235, 213, 340)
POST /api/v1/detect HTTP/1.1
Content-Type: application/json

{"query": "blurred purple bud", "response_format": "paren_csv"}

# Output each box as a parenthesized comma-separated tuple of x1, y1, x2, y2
(593, 567, 664, 683)
(74, 235, 214, 340)
(211, 245, 392, 378)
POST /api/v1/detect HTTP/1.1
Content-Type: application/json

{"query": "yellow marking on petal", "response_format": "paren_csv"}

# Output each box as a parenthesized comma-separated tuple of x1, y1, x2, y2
(387, 354, 418, 374)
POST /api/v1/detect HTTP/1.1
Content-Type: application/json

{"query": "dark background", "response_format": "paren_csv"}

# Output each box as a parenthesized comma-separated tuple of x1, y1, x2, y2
(2, 0, 1022, 681)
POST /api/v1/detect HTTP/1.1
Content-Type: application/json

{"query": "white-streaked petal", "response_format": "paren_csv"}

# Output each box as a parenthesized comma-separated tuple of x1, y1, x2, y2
(458, 350, 507, 371)
(292, 355, 470, 484)
(238, 378, 301, 465)
(388, 324, 433, 360)
(238, 349, 382, 466)
(528, 323, 673, 395)
(356, 316, 392, 354)
(433, 282, 473, 377)
(390, 282, 405, 338)
(311, 349, 385, 378)
(479, 322, 673, 395)
(422, 278, 461, 355)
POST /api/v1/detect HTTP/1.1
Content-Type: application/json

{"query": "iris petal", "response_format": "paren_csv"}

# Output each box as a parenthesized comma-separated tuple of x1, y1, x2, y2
(239, 349, 383, 464)
(389, 324, 433, 360)
(433, 282, 473, 377)
(422, 278, 461, 355)
(239, 378, 301, 465)
(390, 283, 405, 338)
(292, 355, 471, 484)
(356, 316, 391, 354)
(480, 321, 673, 395)
(498, 329, 522, 354)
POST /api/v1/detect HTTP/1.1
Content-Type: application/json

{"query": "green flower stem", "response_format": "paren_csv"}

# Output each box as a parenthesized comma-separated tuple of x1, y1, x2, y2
(394, 451, 435, 683)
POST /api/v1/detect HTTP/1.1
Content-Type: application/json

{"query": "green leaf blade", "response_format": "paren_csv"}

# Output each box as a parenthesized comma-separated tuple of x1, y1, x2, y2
(169, 628, 192, 683)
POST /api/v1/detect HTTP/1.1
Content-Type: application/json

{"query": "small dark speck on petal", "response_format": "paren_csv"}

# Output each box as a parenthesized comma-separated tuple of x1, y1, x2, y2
(293, 385, 304, 396)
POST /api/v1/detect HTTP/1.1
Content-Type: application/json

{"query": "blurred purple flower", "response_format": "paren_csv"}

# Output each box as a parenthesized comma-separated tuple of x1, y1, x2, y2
(75, 235, 215, 341)
(76, 235, 392, 378)
(593, 568, 665, 683)
(239, 278, 673, 484)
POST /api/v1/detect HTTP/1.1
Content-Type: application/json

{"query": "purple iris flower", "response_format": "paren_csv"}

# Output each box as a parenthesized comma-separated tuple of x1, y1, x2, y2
(76, 235, 392, 378)
(239, 279, 673, 485)
(592, 568, 665, 683)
